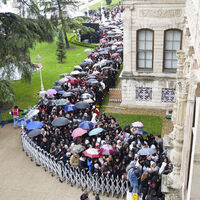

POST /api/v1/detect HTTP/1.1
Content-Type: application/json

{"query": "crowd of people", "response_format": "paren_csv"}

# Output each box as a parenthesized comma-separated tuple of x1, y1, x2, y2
(25, 5, 172, 200)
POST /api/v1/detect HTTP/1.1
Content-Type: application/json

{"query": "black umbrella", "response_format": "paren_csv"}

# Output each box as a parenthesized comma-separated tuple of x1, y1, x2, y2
(52, 117, 71, 127)
(47, 100, 56, 106)
(71, 88, 82, 93)
(75, 101, 90, 109)
(27, 129, 42, 137)
(80, 62, 88, 67)
(63, 92, 74, 97)
(38, 99, 49, 105)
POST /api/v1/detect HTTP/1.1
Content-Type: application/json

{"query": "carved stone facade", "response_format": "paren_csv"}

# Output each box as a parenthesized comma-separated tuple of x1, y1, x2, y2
(121, 0, 185, 110)
(122, 0, 200, 199)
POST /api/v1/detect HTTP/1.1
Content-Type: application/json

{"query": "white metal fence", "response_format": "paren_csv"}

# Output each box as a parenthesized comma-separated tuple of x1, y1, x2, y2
(21, 128, 129, 198)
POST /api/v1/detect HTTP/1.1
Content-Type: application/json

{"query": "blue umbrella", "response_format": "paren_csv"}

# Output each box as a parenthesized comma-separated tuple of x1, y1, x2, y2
(26, 121, 43, 130)
(17, 118, 30, 127)
(58, 90, 65, 95)
(64, 104, 77, 112)
(89, 128, 104, 136)
(79, 121, 94, 130)
(134, 129, 149, 135)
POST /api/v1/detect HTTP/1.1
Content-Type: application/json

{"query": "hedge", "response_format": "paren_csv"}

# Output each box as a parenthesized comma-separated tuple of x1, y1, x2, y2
(69, 35, 98, 48)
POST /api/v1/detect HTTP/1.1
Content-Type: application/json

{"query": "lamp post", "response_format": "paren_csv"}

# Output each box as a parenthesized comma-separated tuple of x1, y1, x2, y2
(36, 55, 44, 92)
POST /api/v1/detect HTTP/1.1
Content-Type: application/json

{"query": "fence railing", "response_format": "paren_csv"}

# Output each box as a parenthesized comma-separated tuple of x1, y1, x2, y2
(21, 128, 129, 198)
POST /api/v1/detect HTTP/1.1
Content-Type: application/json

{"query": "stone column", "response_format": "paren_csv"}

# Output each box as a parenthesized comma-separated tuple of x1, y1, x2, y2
(122, 5, 133, 75)
(162, 50, 188, 199)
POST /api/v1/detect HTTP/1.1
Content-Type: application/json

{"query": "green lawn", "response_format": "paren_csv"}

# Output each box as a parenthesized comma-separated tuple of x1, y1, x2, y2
(11, 41, 88, 109)
(84, 0, 120, 11)
(106, 113, 162, 136)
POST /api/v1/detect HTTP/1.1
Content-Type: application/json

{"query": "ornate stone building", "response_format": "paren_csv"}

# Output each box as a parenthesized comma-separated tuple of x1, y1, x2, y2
(122, 0, 200, 199)
(121, 0, 185, 109)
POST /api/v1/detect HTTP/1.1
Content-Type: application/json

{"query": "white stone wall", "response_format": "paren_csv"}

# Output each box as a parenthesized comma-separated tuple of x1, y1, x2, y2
(121, 0, 185, 109)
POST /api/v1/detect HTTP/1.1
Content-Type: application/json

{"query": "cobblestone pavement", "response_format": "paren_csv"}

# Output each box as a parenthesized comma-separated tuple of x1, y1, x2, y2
(0, 125, 117, 200)
(104, 102, 173, 135)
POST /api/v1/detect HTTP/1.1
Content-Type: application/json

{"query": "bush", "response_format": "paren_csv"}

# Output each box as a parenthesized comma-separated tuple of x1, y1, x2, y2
(69, 35, 98, 48)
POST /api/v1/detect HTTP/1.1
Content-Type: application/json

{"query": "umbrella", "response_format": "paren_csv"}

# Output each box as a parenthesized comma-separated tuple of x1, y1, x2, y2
(69, 144, 85, 154)
(102, 67, 111, 71)
(134, 129, 149, 135)
(26, 121, 43, 130)
(117, 49, 123, 53)
(55, 99, 69, 106)
(93, 61, 107, 67)
(52, 86, 63, 91)
(138, 148, 157, 156)
(89, 128, 104, 136)
(81, 93, 92, 99)
(17, 118, 29, 126)
(75, 101, 90, 109)
(64, 104, 77, 112)
(62, 92, 74, 97)
(27, 129, 42, 137)
(92, 52, 99, 57)
(84, 48, 92, 52)
(132, 121, 144, 128)
(79, 71, 87, 75)
(84, 58, 94, 64)
(58, 90, 65, 95)
(83, 148, 101, 158)
(74, 65, 82, 70)
(87, 75, 96, 80)
(111, 53, 120, 58)
(47, 100, 56, 106)
(79, 121, 94, 130)
(111, 45, 117, 50)
(70, 70, 80, 76)
(25, 109, 39, 120)
(46, 89, 57, 95)
(92, 71, 100, 75)
(99, 51, 109, 55)
(83, 98, 94, 104)
(87, 79, 99, 86)
(68, 77, 78, 84)
(80, 61, 88, 67)
(100, 144, 116, 155)
(57, 77, 69, 84)
(72, 128, 88, 138)
(70, 88, 82, 93)
(52, 117, 70, 127)
(38, 99, 49, 105)
(100, 39, 106, 44)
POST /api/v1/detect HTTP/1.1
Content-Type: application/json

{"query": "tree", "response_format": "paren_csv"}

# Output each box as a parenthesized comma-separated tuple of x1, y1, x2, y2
(0, 1, 54, 103)
(56, 29, 66, 63)
(40, 0, 78, 48)
(106, 0, 112, 5)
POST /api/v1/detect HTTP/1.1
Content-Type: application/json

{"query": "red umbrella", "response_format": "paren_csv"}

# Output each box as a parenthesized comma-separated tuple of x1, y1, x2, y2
(72, 128, 87, 138)
(111, 53, 120, 57)
(100, 144, 116, 155)
(83, 148, 101, 158)
(68, 77, 78, 84)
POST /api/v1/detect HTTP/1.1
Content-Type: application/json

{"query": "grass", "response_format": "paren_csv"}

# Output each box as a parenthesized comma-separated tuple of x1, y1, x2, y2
(84, 0, 120, 11)
(11, 41, 88, 109)
(106, 113, 163, 136)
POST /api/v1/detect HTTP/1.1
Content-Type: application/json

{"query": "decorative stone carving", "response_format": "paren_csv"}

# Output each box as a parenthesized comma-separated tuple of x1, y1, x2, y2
(195, 82, 200, 97)
(136, 87, 152, 101)
(139, 9, 182, 18)
(161, 88, 175, 103)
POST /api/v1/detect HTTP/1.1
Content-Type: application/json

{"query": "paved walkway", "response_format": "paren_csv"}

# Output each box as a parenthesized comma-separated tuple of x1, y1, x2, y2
(0, 125, 117, 200)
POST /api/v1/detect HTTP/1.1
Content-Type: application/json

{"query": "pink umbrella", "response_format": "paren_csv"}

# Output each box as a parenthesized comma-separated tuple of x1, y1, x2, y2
(100, 144, 116, 155)
(83, 148, 101, 158)
(111, 53, 120, 58)
(100, 39, 107, 44)
(45, 89, 57, 95)
(132, 121, 144, 128)
(72, 128, 87, 138)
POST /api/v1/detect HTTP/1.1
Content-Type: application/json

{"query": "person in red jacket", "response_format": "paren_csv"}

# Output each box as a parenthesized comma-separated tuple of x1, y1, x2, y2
(12, 105, 20, 128)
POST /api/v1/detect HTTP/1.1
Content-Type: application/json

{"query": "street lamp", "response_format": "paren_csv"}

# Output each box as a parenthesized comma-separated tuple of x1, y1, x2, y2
(37, 55, 45, 98)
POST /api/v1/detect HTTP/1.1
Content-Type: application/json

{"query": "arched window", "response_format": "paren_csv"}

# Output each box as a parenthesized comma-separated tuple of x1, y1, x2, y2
(163, 29, 182, 72)
(136, 29, 154, 70)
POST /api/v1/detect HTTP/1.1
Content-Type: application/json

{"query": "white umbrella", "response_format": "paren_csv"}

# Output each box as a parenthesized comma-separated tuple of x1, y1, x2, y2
(74, 65, 82, 70)
(26, 109, 39, 120)
(84, 48, 92, 52)
(70, 70, 80, 75)
(84, 98, 94, 104)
